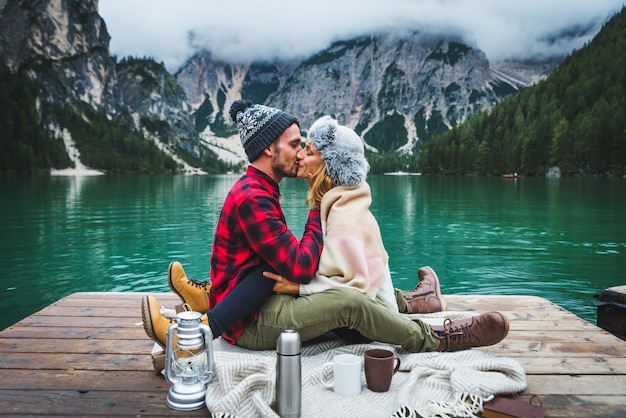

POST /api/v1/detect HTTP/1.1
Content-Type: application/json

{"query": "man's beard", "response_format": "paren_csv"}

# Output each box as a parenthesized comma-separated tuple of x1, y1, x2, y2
(272, 148, 298, 178)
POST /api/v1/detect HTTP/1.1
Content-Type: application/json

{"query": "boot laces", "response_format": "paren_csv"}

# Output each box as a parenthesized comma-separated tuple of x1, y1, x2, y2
(159, 306, 178, 320)
(440, 318, 475, 348)
(186, 278, 211, 291)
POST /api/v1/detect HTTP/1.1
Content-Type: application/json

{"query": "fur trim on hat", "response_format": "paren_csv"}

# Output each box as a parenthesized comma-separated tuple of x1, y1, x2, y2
(308, 116, 369, 187)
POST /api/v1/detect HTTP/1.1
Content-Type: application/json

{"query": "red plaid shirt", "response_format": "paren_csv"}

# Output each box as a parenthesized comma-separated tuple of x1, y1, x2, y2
(209, 166, 323, 343)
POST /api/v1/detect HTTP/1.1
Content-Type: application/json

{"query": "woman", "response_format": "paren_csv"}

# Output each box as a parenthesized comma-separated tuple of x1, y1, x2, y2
(268, 116, 446, 314)
(268, 115, 400, 313)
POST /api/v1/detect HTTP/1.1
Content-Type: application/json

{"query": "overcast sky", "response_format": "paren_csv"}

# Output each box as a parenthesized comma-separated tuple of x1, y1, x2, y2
(99, 0, 624, 72)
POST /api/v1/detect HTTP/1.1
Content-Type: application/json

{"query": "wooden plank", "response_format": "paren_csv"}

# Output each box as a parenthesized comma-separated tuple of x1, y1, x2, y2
(525, 375, 626, 395)
(59, 292, 179, 304)
(0, 370, 166, 391)
(446, 294, 563, 309)
(498, 329, 625, 342)
(505, 320, 601, 332)
(490, 356, 626, 375)
(27, 306, 147, 318)
(13, 315, 146, 328)
(0, 390, 208, 417)
(0, 353, 154, 371)
(0, 337, 152, 355)
(517, 394, 626, 418)
(485, 339, 626, 357)
(0, 326, 144, 340)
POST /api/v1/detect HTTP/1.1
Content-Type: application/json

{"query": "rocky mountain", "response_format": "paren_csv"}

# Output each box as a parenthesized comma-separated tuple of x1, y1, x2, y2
(0, 0, 206, 174)
(420, 6, 626, 177)
(116, 57, 200, 157)
(0, 0, 562, 174)
(0, 0, 118, 115)
(177, 33, 560, 164)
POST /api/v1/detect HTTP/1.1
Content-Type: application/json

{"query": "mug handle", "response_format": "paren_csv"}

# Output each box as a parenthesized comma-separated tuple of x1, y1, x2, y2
(320, 362, 334, 389)
(392, 357, 401, 374)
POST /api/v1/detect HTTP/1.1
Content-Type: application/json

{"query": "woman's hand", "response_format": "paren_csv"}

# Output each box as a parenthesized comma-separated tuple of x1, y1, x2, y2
(263, 271, 300, 295)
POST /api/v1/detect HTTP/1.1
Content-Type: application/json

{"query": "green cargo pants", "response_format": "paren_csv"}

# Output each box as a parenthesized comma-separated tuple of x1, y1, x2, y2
(236, 287, 439, 352)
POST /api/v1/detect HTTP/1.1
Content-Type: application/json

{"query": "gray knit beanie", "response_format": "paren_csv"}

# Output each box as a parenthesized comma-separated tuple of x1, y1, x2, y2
(229, 99, 299, 162)
(308, 116, 369, 187)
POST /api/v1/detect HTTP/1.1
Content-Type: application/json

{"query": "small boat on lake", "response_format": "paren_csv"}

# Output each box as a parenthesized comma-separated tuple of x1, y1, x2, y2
(503, 173, 524, 178)
(384, 171, 421, 176)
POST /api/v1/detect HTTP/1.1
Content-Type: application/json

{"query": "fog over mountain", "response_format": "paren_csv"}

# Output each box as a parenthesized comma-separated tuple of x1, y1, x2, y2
(99, 0, 623, 72)
(1, 0, 623, 175)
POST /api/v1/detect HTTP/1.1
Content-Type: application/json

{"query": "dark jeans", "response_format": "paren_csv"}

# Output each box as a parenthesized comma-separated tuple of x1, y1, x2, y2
(207, 261, 275, 337)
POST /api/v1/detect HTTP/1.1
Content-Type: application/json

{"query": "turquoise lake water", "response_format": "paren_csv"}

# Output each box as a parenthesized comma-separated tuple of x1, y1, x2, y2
(1, 174, 625, 330)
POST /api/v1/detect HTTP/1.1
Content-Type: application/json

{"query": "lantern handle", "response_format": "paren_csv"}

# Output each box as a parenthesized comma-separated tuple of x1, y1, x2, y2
(199, 324, 214, 384)
(164, 324, 179, 385)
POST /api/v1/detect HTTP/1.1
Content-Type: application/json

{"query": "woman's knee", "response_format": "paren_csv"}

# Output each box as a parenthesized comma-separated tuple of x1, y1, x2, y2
(327, 288, 371, 314)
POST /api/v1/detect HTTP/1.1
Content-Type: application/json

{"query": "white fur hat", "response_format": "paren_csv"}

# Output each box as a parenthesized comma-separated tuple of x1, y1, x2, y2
(308, 116, 369, 187)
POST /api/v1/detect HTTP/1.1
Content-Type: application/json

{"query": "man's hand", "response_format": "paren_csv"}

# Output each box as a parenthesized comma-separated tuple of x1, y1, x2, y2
(263, 271, 300, 295)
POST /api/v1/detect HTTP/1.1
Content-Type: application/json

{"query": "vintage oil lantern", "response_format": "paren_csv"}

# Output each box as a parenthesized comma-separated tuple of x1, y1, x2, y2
(163, 310, 214, 411)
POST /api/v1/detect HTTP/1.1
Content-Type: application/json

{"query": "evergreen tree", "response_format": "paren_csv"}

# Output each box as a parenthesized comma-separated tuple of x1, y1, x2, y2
(420, 7, 626, 177)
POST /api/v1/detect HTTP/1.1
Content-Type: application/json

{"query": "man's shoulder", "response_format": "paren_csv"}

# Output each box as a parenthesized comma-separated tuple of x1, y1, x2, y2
(231, 173, 265, 193)
(227, 175, 276, 207)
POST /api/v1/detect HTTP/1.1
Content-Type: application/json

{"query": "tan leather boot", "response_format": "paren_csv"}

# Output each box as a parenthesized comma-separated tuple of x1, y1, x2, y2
(168, 261, 211, 313)
(432, 312, 510, 352)
(142, 295, 175, 349)
(141, 295, 209, 349)
(402, 266, 447, 313)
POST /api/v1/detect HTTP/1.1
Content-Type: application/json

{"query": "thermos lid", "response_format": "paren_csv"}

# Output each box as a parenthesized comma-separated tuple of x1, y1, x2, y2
(277, 330, 301, 355)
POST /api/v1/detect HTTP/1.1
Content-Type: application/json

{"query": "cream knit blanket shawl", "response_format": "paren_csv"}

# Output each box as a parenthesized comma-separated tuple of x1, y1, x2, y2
(301, 182, 391, 302)
(204, 312, 527, 418)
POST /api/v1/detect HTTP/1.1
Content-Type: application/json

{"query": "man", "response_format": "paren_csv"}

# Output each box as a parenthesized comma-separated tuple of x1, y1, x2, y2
(143, 99, 323, 347)
(142, 100, 509, 353)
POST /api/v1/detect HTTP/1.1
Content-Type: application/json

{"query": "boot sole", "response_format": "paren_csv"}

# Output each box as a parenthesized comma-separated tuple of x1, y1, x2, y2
(499, 312, 510, 340)
(413, 266, 448, 312)
(423, 266, 448, 311)
(168, 261, 185, 305)
(141, 296, 166, 350)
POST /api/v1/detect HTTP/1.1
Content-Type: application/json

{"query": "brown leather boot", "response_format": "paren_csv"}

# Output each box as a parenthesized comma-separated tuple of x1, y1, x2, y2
(402, 266, 447, 313)
(168, 261, 211, 313)
(432, 312, 510, 352)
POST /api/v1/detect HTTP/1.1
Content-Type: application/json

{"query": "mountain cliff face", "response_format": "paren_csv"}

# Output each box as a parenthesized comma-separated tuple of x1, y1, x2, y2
(0, 0, 561, 173)
(0, 0, 118, 113)
(116, 57, 199, 157)
(176, 33, 560, 159)
(0, 0, 204, 173)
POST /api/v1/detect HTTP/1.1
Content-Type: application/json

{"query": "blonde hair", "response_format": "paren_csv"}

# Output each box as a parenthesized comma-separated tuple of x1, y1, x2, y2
(306, 160, 336, 208)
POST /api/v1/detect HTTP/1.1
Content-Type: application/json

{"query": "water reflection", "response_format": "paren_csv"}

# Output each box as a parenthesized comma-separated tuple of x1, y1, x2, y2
(366, 176, 626, 322)
(0, 174, 625, 330)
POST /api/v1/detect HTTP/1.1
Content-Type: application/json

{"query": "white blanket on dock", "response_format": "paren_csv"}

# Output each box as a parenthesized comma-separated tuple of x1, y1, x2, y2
(204, 313, 527, 418)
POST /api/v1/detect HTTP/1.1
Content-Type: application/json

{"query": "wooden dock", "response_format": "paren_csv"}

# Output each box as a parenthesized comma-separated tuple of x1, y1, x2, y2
(0, 292, 625, 417)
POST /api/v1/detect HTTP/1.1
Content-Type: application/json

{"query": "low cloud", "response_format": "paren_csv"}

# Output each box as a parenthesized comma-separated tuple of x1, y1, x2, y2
(99, 0, 624, 71)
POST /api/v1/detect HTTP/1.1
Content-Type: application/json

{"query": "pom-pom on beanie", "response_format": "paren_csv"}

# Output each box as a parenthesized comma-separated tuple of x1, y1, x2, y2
(229, 99, 299, 162)
(308, 116, 369, 187)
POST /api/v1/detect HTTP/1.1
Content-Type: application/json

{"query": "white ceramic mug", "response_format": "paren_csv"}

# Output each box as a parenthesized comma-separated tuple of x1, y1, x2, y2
(321, 354, 362, 396)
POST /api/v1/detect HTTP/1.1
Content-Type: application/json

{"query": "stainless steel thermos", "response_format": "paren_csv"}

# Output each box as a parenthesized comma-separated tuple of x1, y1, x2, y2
(276, 330, 302, 418)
